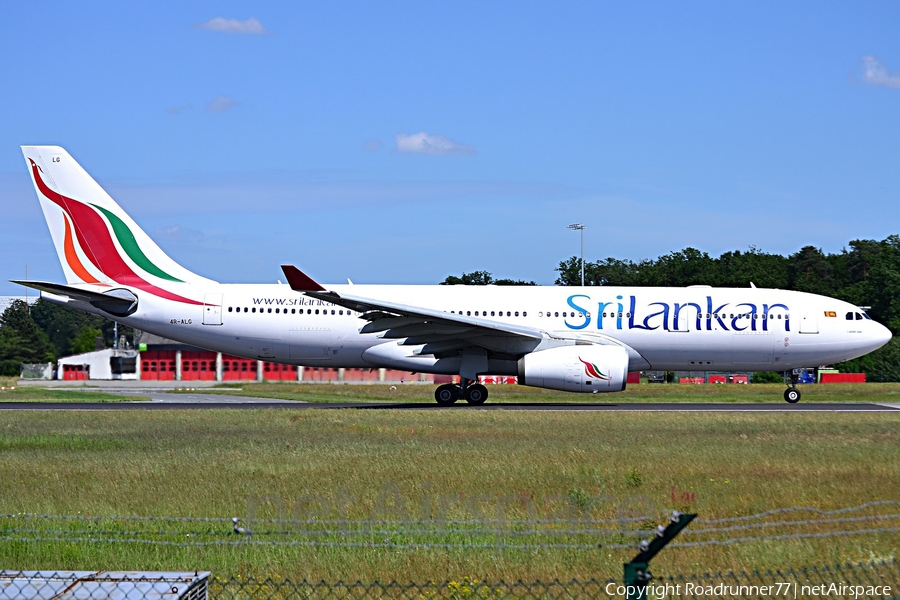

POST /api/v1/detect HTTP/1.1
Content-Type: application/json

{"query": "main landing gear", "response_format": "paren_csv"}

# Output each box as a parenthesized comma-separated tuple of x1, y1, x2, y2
(434, 378, 489, 406)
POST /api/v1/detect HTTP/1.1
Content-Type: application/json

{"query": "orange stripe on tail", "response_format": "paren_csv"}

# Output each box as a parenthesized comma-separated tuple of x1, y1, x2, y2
(63, 216, 103, 285)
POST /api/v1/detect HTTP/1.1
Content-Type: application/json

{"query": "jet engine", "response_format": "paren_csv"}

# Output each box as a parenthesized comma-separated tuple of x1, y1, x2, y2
(517, 345, 629, 393)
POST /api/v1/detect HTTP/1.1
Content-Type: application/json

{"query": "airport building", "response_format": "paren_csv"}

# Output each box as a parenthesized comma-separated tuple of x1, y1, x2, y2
(58, 332, 433, 383)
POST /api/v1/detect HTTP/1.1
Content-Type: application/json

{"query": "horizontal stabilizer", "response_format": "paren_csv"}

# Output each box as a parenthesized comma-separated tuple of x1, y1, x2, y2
(11, 280, 138, 317)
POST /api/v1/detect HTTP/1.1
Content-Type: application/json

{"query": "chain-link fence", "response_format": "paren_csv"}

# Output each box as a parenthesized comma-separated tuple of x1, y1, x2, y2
(207, 560, 900, 598)
(0, 571, 210, 599)
(2, 561, 895, 599)
(862, 372, 900, 383)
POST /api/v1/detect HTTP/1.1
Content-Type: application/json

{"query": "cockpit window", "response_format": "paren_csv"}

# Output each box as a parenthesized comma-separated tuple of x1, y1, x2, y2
(863, 313, 872, 320)
(846, 312, 854, 320)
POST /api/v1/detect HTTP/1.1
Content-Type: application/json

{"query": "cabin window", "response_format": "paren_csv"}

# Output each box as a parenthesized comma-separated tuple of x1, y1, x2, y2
(228, 307, 233, 313)
(275, 308, 280, 314)
(555, 312, 559, 317)
(515, 311, 519, 317)
(315, 309, 320, 315)
(523, 311, 527, 317)
(252, 308, 256, 313)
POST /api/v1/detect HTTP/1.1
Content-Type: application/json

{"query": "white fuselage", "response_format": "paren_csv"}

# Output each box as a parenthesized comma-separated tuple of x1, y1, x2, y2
(58, 283, 892, 374)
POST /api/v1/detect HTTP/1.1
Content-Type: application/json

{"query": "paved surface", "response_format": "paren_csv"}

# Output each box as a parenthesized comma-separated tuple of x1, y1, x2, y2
(15, 380, 223, 388)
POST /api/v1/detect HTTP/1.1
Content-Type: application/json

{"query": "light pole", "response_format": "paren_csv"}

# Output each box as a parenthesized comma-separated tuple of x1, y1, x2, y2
(567, 223, 585, 286)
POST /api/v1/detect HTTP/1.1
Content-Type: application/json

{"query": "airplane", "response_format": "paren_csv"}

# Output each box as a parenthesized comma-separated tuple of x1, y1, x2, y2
(13, 146, 892, 405)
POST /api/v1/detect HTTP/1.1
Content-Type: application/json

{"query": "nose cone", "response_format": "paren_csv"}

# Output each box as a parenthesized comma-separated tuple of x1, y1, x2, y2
(873, 322, 893, 350)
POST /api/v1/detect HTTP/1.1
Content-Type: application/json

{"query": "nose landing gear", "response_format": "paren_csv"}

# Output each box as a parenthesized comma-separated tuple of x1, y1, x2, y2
(783, 370, 801, 403)
(783, 387, 801, 403)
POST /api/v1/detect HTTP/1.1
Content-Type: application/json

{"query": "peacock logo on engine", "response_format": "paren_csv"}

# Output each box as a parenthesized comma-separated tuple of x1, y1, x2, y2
(579, 357, 611, 381)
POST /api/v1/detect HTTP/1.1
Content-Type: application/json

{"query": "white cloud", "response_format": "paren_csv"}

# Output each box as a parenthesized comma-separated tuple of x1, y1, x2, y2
(861, 55, 900, 89)
(196, 17, 267, 35)
(166, 105, 191, 115)
(395, 132, 475, 155)
(156, 225, 205, 243)
(206, 95, 238, 113)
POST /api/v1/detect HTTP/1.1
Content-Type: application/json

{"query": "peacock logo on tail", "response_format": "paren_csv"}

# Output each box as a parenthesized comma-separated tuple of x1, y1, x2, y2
(28, 158, 203, 306)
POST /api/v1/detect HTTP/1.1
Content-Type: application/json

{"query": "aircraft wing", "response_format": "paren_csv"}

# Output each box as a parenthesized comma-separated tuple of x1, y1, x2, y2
(281, 265, 546, 358)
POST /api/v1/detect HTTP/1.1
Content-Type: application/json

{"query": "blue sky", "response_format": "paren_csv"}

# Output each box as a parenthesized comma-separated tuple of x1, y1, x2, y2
(2, 2, 899, 294)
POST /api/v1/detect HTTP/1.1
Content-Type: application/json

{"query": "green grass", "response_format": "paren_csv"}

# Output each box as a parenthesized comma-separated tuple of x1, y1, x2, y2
(0, 409, 897, 582)
(0, 386, 148, 402)
(186, 381, 900, 403)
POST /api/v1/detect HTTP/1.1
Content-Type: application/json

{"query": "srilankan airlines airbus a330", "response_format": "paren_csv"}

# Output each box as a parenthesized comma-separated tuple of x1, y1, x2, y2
(14, 146, 892, 404)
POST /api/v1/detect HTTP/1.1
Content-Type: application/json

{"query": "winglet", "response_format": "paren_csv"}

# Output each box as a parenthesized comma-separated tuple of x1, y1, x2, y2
(281, 265, 327, 292)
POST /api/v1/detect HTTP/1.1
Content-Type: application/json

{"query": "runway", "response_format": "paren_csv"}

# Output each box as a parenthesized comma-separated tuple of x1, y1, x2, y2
(1, 392, 899, 412)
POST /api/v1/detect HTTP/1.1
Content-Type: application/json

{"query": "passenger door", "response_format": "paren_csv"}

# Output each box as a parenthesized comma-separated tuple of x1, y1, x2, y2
(203, 293, 223, 325)
(799, 312, 819, 334)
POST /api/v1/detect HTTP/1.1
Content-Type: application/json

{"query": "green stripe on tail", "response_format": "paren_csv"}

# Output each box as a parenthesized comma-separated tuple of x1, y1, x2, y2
(92, 204, 184, 283)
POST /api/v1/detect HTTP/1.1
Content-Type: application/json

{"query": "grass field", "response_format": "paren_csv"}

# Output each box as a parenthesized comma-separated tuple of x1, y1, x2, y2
(0, 406, 897, 583)
(179, 380, 900, 404)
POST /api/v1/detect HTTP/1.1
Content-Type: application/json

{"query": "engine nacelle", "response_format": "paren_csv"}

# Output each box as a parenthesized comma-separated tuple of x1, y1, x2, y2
(517, 345, 629, 393)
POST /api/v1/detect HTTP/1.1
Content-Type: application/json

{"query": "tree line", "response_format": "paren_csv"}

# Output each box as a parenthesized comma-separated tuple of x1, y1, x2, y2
(0, 300, 133, 376)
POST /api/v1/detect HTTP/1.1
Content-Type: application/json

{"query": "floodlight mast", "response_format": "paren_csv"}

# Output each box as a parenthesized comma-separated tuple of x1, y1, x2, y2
(567, 223, 585, 286)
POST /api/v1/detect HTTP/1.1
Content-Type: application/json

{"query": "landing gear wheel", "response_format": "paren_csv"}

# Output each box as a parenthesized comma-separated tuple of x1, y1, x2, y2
(784, 388, 801, 403)
(435, 384, 460, 405)
(465, 383, 489, 405)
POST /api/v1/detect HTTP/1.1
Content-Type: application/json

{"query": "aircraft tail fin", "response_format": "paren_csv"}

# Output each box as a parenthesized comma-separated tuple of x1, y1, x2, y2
(21, 146, 214, 289)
